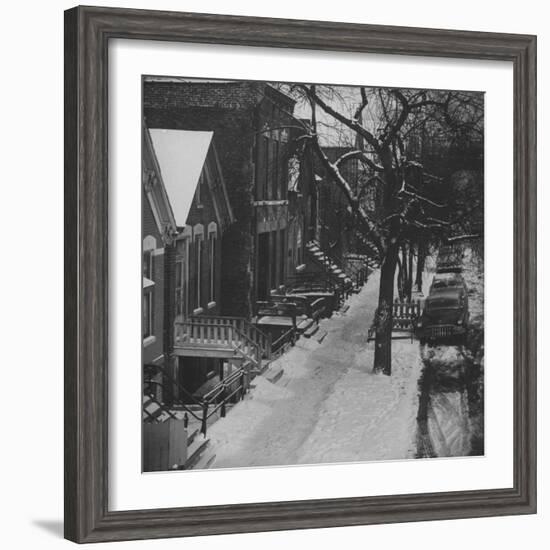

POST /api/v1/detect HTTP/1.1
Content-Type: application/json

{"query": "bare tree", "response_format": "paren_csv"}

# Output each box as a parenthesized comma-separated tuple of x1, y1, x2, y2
(291, 84, 483, 375)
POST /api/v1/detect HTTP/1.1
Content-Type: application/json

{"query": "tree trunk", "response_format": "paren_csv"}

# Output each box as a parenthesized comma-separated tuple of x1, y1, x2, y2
(415, 241, 426, 292)
(396, 255, 404, 301)
(401, 245, 408, 293)
(373, 243, 399, 375)
(405, 243, 414, 300)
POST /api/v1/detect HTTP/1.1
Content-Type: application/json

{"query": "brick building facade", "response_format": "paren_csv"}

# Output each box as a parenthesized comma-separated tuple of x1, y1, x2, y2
(144, 80, 315, 318)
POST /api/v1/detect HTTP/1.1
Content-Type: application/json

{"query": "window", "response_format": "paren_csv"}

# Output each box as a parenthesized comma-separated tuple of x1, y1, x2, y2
(270, 231, 277, 289)
(274, 140, 280, 199)
(296, 226, 303, 267)
(265, 138, 275, 200)
(143, 291, 153, 338)
(176, 233, 191, 318)
(195, 236, 203, 309)
(143, 250, 153, 280)
(287, 156, 300, 192)
(175, 259, 185, 317)
(256, 136, 269, 200)
(142, 235, 156, 341)
(208, 230, 217, 304)
(279, 229, 286, 285)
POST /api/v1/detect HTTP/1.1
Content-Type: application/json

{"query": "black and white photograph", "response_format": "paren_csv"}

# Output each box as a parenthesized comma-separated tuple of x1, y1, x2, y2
(141, 77, 485, 472)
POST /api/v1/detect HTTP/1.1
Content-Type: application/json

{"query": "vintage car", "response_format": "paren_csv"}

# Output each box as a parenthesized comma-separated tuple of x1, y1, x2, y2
(429, 272, 468, 299)
(436, 244, 463, 273)
(416, 288, 469, 344)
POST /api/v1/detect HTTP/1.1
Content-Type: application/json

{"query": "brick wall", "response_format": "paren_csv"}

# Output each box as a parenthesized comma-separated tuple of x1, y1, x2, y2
(143, 81, 302, 317)
(144, 83, 258, 317)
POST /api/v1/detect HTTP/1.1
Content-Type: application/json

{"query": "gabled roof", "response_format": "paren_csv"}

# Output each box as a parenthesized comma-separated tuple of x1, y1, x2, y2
(149, 129, 212, 227)
(143, 127, 178, 245)
(148, 128, 234, 231)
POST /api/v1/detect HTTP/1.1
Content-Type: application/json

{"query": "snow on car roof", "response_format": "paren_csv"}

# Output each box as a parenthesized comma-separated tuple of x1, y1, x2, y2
(433, 272, 462, 279)
(426, 288, 462, 300)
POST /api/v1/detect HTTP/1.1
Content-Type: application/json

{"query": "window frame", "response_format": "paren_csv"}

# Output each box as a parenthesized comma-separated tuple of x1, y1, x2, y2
(208, 223, 218, 306)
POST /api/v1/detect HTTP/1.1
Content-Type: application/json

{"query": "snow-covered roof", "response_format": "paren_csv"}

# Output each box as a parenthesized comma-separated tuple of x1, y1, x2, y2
(143, 276, 154, 289)
(148, 129, 213, 227)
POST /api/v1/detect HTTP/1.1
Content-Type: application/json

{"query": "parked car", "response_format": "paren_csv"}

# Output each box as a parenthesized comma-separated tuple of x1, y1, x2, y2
(436, 244, 463, 273)
(429, 272, 467, 299)
(416, 288, 469, 344)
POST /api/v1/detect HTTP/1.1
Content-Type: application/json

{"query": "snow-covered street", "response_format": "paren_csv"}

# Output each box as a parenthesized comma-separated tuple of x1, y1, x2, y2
(416, 243, 485, 458)
(207, 272, 424, 469)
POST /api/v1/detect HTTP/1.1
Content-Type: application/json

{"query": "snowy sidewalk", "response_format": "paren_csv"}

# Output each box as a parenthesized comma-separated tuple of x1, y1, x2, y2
(207, 272, 423, 469)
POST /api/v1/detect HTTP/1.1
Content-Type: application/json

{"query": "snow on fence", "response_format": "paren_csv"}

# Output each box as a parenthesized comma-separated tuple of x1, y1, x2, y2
(367, 299, 421, 342)
(392, 299, 421, 330)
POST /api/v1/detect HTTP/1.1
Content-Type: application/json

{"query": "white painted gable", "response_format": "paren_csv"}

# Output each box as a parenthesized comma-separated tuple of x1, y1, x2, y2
(148, 129, 213, 227)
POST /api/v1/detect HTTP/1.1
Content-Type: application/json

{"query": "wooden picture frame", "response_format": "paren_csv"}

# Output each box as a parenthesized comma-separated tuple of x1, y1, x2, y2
(64, 5, 536, 543)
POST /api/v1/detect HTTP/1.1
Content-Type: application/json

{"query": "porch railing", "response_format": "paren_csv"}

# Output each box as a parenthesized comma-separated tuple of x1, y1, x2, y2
(175, 315, 272, 361)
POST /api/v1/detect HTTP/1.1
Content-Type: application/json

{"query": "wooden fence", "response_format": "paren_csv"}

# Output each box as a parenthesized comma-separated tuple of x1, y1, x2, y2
(367, 299, 422, 342)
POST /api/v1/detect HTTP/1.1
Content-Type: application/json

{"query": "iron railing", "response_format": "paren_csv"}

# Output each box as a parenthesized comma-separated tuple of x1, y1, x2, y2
(143, 362, 251, 437)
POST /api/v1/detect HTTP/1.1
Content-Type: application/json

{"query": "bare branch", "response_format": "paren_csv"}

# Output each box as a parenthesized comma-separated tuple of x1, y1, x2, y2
(446, 234, 481, 242)
(334, 149, 384, 172)
(381, 89, 411, 149)
(397, 188, 447, 208)
(306, 90, 384, 255)
(299, 85, 381, 154)
(353, 87, 369, 121)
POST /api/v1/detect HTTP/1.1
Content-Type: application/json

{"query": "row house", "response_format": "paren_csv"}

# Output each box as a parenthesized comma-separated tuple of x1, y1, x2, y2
(144, 80, 316, 317)
(143, 80, 370, 406)
(142, 128, 178, 388)
(147, 128, 236, 395)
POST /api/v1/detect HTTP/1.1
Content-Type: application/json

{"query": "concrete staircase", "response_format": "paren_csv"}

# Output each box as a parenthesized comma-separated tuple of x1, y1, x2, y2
(306, 241, 352, 287)
(183, 428, 216, 470)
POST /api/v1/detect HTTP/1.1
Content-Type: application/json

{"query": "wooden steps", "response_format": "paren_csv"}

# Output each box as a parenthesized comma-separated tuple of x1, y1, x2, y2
(183, 436, 211, 470)
(303, 323, 320, 338)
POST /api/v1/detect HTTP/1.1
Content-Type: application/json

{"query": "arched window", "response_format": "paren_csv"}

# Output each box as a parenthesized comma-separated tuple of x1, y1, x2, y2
(143, 235, 157, 251)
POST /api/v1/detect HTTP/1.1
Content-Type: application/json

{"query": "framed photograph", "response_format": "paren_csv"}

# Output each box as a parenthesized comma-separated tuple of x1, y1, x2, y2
(64, 6, 536, 543)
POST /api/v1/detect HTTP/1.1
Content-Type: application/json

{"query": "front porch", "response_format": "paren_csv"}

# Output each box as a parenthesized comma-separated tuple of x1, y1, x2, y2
(174, 315, 272, 372)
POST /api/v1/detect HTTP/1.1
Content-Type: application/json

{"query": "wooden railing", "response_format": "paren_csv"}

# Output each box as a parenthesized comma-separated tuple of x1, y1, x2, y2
(175, 319, 235, 347)
(233, 327, 263, 369)
(175, 316, 272, 361)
